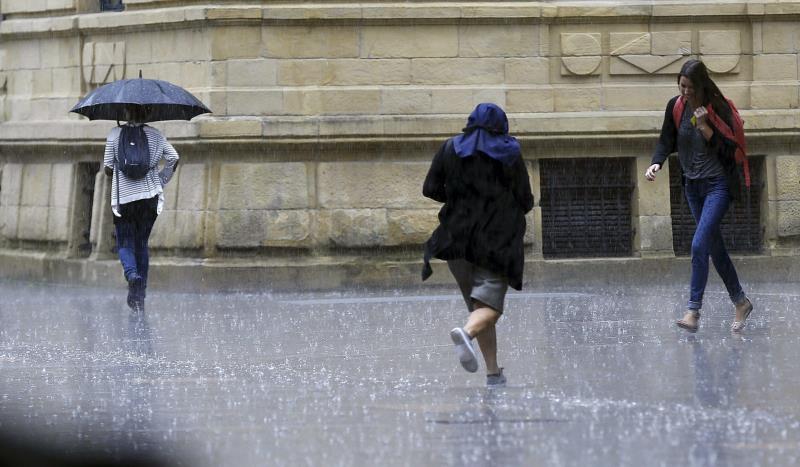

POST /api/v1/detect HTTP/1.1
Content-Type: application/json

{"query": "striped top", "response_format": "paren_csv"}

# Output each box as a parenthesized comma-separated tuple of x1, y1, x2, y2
(103, 124, 179, 216)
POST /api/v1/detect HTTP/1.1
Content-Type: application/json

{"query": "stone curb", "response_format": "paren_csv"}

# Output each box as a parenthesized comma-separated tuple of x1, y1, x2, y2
(1, 249, 797, 293)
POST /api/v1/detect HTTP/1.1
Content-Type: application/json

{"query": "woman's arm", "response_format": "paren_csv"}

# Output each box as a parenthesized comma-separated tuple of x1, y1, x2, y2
(103, 127, 120, 176)
(646, 97, 680, 181)
(158, 138, 180, 186)
(651, 97, 679, 168)
(422, 141, 448, 203)
(512, 157, 534, 213)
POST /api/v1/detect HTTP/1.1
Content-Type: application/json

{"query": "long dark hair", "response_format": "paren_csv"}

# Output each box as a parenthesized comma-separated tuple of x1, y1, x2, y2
(678, 59, 732, 124)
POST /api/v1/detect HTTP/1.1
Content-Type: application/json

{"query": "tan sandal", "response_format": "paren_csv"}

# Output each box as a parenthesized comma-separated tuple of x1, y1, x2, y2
(731, 298, 753, 332)
(676, 311, 700, 333)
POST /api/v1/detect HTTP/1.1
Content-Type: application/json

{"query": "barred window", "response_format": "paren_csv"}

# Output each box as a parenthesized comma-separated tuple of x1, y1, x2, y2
(540, 158, 635, 258)
(100, 0, 124, 12)
(669, 156, 764, 255)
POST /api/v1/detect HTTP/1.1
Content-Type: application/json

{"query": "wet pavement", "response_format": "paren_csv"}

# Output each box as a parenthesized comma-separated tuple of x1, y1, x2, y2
(0, 278, 799, 466)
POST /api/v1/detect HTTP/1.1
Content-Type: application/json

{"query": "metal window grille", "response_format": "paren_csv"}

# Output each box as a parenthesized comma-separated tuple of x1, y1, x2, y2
(669, 156, 764, 255)
(100, 0, 124, 11)
(540, 158, 635, 258)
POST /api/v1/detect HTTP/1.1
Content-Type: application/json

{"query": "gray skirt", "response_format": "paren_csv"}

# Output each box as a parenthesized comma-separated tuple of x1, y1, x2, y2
(447, 259, 509, 314)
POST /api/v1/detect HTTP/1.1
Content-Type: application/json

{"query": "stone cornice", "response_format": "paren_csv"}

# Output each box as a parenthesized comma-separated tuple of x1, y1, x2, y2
(2, 110, 799, 143)
(3, 2, 800, 38)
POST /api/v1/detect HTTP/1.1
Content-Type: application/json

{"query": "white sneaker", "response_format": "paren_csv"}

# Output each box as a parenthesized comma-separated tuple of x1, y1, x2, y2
(450, 327, 478, 373)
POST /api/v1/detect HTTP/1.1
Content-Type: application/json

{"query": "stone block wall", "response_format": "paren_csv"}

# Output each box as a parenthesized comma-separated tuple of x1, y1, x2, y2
(136, 156, 445, 253)
(773, 157, 800, 238)
(215, 162, 310, 249)
(0, 1, 799, 261)
(0, 162, 74, 245)
(149, 162, 207, 250)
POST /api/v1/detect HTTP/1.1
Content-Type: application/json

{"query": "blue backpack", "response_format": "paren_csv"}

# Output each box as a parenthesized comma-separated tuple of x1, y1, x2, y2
(117, 125, 151, 179)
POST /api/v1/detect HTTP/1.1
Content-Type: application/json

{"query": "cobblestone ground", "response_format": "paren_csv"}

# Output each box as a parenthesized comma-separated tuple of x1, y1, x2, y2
(0, 278, 799, 466)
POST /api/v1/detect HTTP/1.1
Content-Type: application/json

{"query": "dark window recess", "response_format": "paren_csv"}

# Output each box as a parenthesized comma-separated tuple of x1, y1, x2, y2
(669, 156, 764, 255)
(74, 162, 101, 257)
(540, 158, 636, 258)
(100, 0, 124, 11)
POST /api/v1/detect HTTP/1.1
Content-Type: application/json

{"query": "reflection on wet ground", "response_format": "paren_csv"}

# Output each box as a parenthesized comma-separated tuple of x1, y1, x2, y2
(0, 279, 798, 466)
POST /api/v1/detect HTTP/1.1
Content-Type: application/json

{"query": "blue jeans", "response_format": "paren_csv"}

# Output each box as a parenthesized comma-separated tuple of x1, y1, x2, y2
(114, 196, 158, 301)
(684, 177, 746, 310)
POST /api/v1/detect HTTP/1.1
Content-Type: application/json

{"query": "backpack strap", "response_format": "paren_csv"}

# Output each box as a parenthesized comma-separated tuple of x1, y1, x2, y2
(114, 135, 121, 209)
(672, 96, 685, 129)
(129, 124, 157, 172)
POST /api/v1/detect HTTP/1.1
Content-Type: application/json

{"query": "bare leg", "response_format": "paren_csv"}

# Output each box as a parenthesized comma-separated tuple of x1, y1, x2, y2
(463, 304, 501, 337)
(676, 310, 700, 332)
(463, 301, 501, 374)
(476, 325, 499, 375)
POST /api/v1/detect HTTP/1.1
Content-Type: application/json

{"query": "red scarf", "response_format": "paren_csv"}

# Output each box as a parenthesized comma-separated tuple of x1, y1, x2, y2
(672, 96, 750, 188)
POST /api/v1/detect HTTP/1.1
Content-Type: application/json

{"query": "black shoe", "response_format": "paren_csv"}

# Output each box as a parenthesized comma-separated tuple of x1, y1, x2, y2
(127, 295, 145, 313)
(127, 273, 143, 288)
(126, 273, 144, 310)
(130, 300, 145, 315)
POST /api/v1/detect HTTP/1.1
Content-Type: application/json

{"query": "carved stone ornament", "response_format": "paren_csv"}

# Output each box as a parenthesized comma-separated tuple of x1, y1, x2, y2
(82, 41, 126, 86)
(561, 33, 602, 76)
(610, 32, 691, 75)
(699, 30, 742, 74)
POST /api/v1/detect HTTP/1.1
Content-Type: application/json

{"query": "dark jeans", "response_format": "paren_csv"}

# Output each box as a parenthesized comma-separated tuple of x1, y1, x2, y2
(114, 196, 158, 301)
(684, 177, 746, 310)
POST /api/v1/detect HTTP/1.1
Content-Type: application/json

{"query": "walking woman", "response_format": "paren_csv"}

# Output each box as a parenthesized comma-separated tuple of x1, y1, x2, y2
(422, 103, 534, 387)
(104, 108, 179, 312)
(645, 59, 752, 332)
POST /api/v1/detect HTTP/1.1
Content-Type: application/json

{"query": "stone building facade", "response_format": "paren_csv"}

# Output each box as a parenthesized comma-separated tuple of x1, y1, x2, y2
(0, 1, 798, 288)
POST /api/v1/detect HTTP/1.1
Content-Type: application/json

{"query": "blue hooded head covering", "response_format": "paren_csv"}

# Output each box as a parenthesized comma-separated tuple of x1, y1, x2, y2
(452, 103, 521, 166)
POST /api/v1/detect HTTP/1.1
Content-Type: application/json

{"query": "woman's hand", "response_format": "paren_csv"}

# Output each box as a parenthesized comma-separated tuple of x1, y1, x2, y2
(645, 163, 661, 181)
(693, 106, 713, 140)
(693, 106, 708, 127)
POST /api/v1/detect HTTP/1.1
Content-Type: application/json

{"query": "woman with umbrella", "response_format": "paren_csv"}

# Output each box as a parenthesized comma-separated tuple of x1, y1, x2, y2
(71, 76, 210, 312)
(102, 106, 179, 312)
(421, 103, 534, 388)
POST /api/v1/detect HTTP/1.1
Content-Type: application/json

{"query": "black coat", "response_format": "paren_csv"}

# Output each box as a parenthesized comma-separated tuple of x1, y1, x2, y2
(651, 95, 742, 200)
(421, 138, 534, 290)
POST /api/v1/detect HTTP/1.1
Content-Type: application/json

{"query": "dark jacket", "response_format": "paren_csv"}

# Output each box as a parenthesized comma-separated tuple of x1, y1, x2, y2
(651, 95, 742, 200)
(421, 138, 534, 290)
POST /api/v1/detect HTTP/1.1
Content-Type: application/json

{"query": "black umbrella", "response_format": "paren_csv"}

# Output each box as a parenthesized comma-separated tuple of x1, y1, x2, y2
(69, 76, 211, 123)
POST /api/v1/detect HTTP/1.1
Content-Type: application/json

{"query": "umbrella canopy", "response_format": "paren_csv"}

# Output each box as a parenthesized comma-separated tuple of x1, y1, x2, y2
(70, 78, 211, 122)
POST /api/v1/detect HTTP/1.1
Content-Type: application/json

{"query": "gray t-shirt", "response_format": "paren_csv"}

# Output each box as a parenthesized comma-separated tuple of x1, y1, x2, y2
(677, 105, 725, 180)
